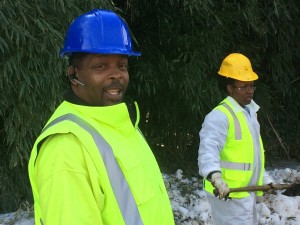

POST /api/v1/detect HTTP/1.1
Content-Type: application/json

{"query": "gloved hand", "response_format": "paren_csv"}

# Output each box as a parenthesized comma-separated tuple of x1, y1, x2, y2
(263, 171, 274, 185)
(210, 172, 230, 200)
(263, 171, 276, 194)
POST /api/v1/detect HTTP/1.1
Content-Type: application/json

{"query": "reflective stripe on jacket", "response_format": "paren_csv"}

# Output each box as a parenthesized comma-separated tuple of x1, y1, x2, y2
(204, 99, 264, 198)
(28, 101, 175, 225)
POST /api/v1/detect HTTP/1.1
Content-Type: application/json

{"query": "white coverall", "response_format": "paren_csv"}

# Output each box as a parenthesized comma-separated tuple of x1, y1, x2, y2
(198, 96, 264, 225)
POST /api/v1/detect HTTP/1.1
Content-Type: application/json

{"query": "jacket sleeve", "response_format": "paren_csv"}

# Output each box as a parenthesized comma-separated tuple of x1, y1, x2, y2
(35, 133, 104, 225)
(198, 109, 228, 178)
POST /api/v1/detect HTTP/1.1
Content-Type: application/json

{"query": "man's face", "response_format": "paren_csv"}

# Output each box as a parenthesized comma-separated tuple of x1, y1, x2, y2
(227, 80, 256, 106)
(71, 54, 129, 106)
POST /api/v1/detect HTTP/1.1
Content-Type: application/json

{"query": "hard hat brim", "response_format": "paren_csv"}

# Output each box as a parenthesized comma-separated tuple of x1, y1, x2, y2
(218, 71, 258, 81)
(59, 49, 141, 58)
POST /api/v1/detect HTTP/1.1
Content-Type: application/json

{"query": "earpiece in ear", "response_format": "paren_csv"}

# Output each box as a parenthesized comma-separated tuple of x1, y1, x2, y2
(69, 73, 86, 86)
(69, 73, 77, 80)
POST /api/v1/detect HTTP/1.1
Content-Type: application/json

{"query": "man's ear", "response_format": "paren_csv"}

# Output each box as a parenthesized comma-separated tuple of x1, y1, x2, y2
(67, 66, 79, 86)
(68, 66, 76, 77)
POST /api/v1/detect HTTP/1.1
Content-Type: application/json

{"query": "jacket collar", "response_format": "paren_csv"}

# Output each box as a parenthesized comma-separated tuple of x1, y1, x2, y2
(63, 88, 138, 127)
(226, 96, 260, 114)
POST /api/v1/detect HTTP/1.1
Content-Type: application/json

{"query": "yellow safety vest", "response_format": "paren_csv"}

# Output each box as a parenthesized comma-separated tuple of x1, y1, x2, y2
(204, 99, 264, 198)
(28, 101, 174, 225)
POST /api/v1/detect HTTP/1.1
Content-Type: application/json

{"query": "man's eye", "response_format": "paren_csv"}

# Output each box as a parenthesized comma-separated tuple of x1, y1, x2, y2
(120, 64, 128, 70)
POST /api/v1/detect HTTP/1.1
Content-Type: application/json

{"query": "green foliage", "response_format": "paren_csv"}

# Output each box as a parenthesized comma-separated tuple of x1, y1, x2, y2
(0, 0, 114, 212)
(0, 0, 300, 212)
(121, 0, 300, 174)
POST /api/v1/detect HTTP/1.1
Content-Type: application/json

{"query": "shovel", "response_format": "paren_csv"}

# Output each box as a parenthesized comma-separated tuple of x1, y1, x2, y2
(213, 183, 300, 197)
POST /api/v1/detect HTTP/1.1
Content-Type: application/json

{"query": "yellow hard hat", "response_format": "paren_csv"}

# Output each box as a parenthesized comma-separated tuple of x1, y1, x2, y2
(218, 53, 258, 81)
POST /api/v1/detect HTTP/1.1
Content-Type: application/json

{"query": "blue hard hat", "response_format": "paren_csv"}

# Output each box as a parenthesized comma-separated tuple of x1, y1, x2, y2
(59, 9, 141, 57)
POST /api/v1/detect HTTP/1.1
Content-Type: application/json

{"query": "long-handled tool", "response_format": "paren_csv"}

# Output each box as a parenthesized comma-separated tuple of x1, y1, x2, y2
(213, 183, 300, 197)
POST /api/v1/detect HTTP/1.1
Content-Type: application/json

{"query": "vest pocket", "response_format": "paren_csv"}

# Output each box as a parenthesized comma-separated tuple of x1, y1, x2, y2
(223, 169, 252, 188)
(116, 155, 159, 205)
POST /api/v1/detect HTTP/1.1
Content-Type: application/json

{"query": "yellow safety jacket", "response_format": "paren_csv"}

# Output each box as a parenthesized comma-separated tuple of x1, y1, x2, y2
(204, 99, 265, 198)
(28, 101, 174, 225)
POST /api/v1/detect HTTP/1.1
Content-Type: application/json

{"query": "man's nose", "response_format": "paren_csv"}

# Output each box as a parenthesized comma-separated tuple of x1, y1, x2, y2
(108, 67, 123, 79)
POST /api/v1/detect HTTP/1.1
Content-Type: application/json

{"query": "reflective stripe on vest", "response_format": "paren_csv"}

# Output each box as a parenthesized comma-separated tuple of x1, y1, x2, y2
(219, 103, 251, 171)
(220, 160, 252, 171)
(222, 103, 241, 140)
(41, 113, 144, 225)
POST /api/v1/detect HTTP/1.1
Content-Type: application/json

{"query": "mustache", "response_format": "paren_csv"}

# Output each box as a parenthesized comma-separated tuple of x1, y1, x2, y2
(104, 80, 125, 90)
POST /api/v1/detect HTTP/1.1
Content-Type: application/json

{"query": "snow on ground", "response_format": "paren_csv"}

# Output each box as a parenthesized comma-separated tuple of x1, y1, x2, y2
(168, 168, 300, 225)
(1, 168, 300, 225)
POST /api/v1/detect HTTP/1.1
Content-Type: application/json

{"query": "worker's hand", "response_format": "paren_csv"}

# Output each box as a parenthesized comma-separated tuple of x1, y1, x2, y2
(211, 172, 230, 200)
(263, 171, 274, 185)
(263, 171, 276, 194)
(265, 182, 276, 194)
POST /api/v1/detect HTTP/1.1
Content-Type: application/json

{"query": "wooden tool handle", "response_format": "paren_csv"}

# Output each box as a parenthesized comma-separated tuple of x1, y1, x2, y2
(213, 183, 294, 197)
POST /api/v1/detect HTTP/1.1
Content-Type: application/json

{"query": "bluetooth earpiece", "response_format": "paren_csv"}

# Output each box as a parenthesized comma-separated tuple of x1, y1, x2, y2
(69, 72, 86, 86)
(69, 73, 77, 80)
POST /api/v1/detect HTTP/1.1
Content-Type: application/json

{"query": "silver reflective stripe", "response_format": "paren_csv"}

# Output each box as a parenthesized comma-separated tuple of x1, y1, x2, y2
(220, 103, 251, 171)
(41, 113, 144, 225)
(221, 103, 242, 140)
(220, 160, 252, 171)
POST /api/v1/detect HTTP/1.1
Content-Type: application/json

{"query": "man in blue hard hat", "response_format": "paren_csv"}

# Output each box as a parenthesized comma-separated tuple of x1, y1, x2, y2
(28, 9, 175, 225)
